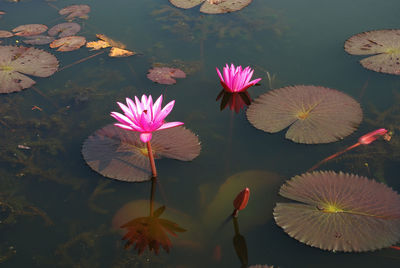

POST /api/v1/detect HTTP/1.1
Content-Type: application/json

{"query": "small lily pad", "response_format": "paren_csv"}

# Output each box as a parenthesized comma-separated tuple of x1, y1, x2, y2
(48, 22, 81, 38)
(246, 85, 362, 144)
(50, 36, 86, 52)
(12, 24, 48, 36)
(169, 0, 252, 14)
(345, 29, 400, 75)
(0, 30, 13, 38)
(0, 46, 59, 93)
(147, 67, 186, 85)
(59, 4, 90, 20)
(82, 124, 201, 182)
(273, 171, 400, 252)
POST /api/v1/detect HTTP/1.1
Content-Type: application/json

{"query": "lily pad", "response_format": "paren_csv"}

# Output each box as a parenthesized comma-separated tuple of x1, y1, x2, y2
(169, 0, 252, 14)
(344, 29, 400, 75)
(246, 85, 362, 144)
(12, 24, 48, 37)
(59, 4, 91, 20)
(50, 36, 86, 52)
(273, 171, 400, 252)
(23, 35, 55, 45)
(82, 124, 201, 182)
(0, 46, 59, 93)
(48, 22, 81, 38)
(0, 30, 13, 38)
(147, 67, 186, 85)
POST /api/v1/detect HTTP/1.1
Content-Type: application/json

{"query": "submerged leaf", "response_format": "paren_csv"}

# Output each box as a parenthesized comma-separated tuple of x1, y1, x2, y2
(23, 35, 55, 45)
(274, 171, 400, 252)
(48, 22, 81, 38)
(82, 124, 201, 182)
(0, 46, 58, 93)
(246, 85, 362, 144)
(147, 67, 186, 85)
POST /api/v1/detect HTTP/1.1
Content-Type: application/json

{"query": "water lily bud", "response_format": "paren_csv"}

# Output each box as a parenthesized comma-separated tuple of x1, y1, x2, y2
(233, 188, 250, 211)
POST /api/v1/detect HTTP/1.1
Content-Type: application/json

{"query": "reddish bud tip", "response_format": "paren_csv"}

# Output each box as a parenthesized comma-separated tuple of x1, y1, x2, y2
(233, 188, 250, 211)
(358, 128, 388, 145)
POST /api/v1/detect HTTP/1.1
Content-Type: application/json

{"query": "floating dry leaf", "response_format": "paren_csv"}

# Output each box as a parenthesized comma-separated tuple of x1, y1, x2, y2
(48, 22, 81, 38)
(86, 40, 111, 50)
(0, 46, 58, 93)
(12, 24, 48, 36)
(246, 85, 362, 144)
(82, 124, 201, 182)
(109, 47, 135, 57)
(23, 35, 55, 45)
(50, 36, 86, 52)
(0, 30, 13, 38)
(147, 67, 186, 85)
(345, 29, 400, 75)
(169, 0, 252, 14)
(59, 4, 90, 20)
(96, 34, 125, 49)
(274, 171, 400, 252)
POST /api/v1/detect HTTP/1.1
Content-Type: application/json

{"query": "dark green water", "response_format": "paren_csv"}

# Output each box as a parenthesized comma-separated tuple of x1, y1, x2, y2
(1, 0, 400, 267)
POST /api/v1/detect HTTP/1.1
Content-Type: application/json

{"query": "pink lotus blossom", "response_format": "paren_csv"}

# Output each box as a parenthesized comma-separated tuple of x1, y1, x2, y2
(216, 64, 261, 93)
(111, 94, 184, 143)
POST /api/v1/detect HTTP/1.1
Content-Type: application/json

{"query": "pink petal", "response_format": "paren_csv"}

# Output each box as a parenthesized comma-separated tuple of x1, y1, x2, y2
(125, 98, 139, 120)
(216, 67, 224, 82)
(114, 123, 135, 131)
(157, 121, 184, 131)
(134, 96, 143, 115)
(152, 95, 163, 119)
(154, 100, 175, 122)
(140, 132, 152, 143)
(111, 112, 142, 131)
(117, 102, 134, 120)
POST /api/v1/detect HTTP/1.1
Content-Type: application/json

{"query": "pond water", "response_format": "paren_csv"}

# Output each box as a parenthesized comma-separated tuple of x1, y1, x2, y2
(1, 0, 400, 267)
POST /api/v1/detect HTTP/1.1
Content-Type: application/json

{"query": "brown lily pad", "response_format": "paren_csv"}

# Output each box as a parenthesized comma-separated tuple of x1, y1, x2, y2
(0, 30, 13, 38)
(345, 29, 400, 75)
(23, 35, 55, 45)
(12, 24, 48, 37)
(0, 46, 58, 93)
(147, 67, 186, 85)
(82, 124, 201, 182)
(169, 0, 252, 14)
(59, 4, 90, 20)
(246, 85, 362, 144)
(50, 36, 86, 52)
(273, 171, 400, 252)
(48, 22, 81, 38)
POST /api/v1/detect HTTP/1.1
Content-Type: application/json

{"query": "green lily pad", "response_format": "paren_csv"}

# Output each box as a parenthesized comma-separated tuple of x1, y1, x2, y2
(345, 29, 400, 75)
(82, 124, 201, 182)
(246, 85, 362, 144)
(273, 171, 400, 252)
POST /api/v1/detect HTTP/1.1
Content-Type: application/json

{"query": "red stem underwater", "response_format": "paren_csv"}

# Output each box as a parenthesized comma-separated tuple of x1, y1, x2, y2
(308, 142, 361, 172)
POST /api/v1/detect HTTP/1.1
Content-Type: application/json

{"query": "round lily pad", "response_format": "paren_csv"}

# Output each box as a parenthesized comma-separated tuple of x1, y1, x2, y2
(48, 22, 81, 38)
(345, 29, 400, 75)
(23, 35, 55, 45)
(50, 36, 86, 52)
(147, 67, 186, 85)
(82, 124, 201, 182)
(273, 171, 400, 252)
(246, 85, 362, 144)
(169, 0, 252, 14)
(12, 24, 48, 36)
(59, 4, 90, 20)
(0, 46, 59, 93)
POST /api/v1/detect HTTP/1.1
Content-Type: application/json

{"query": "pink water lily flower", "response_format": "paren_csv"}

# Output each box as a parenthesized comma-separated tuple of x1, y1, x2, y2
(216, 64, 261, 93)
(111, 94, 184, 143)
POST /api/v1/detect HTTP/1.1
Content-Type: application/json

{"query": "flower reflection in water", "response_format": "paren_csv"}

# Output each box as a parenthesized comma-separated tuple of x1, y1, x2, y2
(120, 177, 186, 255)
